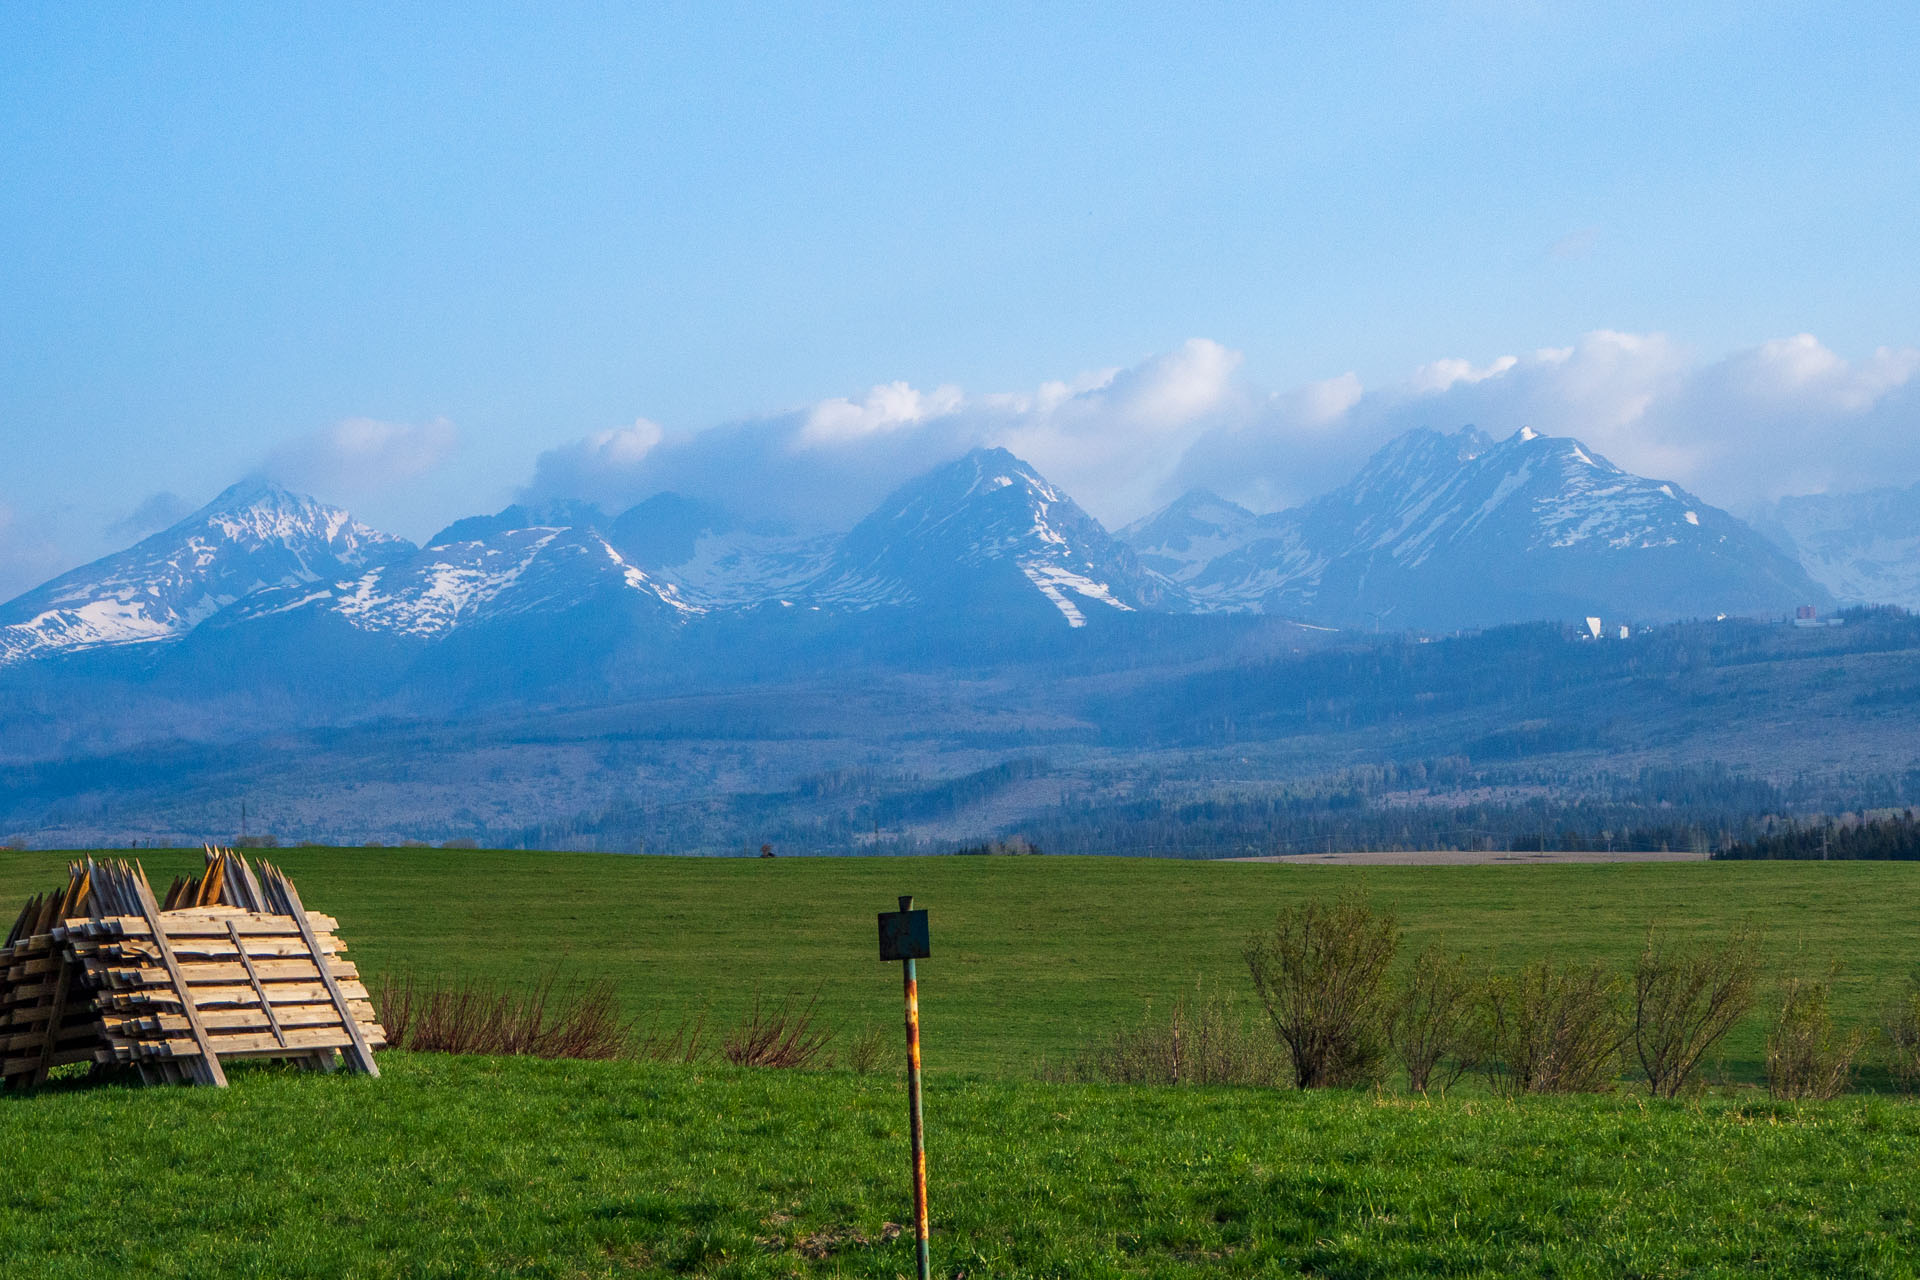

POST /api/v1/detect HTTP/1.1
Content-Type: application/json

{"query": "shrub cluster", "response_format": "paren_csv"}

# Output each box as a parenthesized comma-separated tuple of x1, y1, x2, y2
(377, 970, 635, 1060)
(1075, 895, 1889, 1098)
(375, 972, 867, 1071)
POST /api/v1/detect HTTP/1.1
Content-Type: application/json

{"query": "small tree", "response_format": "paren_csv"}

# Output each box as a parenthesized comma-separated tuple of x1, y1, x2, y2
(1390, 945, 1480, 1094)
(1633, 925, 1761, 1097)
(1485, 959, 1626, 1094)
(1766, 976, 1867, 1100)
(1244, 894, 1399, 1088)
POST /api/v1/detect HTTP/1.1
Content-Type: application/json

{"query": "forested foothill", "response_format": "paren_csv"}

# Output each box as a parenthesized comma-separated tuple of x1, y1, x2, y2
(4, 606, 1919, 853)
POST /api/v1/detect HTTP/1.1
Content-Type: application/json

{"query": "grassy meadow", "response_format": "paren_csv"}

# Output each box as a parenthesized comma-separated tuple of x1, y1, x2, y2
(4, 1054, 1920, 1277)
(5, 850, 1920, 1276)
(4, 849, 1918, 1079)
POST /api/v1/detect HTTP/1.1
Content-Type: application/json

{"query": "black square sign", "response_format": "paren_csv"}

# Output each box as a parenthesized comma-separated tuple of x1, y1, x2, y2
(878, 907, 930, 961)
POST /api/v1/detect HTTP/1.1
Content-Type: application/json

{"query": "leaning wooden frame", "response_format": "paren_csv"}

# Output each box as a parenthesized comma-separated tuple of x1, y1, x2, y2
(0, 847, 385, 1088)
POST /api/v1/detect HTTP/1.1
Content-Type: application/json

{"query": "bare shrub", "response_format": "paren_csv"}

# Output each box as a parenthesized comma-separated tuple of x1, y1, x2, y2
(376, 969, 634, 1060)
(1063, 983, 1285, 1086)
(845, 1023, 890, 1075)
(723, 991, 835, 1068)
(1632, 925, 1761, 1097)
(633, 1009, 709, 1064)
(1766, 976, 1868, 1100)
(1484, 959, 1627, 1094)
(1245, 894, 1399, 1088)
(1884, 972, 1920, 1093)
(1390, 946, 1481, 1094)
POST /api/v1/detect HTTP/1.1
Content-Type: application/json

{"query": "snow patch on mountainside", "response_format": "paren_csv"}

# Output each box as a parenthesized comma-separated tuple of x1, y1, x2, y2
(1020, 560, 1135, 627)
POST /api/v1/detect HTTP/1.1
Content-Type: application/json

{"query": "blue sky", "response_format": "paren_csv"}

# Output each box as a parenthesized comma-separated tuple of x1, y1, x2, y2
(3, 3, 1917, 594)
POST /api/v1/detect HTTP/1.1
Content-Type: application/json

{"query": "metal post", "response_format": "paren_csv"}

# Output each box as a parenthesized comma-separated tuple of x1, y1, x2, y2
(900, 896, 931, 1280)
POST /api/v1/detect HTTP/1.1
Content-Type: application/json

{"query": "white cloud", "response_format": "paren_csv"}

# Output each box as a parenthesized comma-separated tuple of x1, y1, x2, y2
(521, 340, 1248, 527)
(520, 330, 1920, 533)
(265, 417, 458, 499)
(801, 382, 964, 446)
(1174, 329, 1920, 514)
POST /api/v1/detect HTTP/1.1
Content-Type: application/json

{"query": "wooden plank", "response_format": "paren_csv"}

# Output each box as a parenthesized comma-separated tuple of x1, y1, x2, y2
(95, 978, 374, 1009)
(271, 874, 379, 1078)
(88, 956, 360, 986)
(133, 869, 226, 1088)
(140, 1026, 388, 1058)
(100, 911, 342, 938)
(228, 919, 285, 1048)
(96, 935, 346, 962)
(101, 1002, 377, 1037)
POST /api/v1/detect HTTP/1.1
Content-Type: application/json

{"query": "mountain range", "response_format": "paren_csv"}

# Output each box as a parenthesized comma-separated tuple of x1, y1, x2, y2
(0, 427, 1845, 672)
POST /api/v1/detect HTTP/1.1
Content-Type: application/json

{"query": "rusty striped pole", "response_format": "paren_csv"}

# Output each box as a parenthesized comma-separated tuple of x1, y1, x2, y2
(879, 893, 932, 1280)
(903, 933, 930, 1279)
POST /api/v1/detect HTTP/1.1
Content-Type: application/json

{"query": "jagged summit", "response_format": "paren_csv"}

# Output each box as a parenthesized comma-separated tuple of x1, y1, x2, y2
(1125, 425, 1828, 627)
(427, 499, 609, 549)
(1118, 489, 1261, 585)
(0, 482, 413, 666)
(810, 446, 1166, 626)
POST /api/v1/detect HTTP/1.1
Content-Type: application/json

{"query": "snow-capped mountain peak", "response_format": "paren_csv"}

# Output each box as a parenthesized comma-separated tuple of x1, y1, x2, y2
(814, 447, 1166, 625)
(1124, 425, 1827, 627)
(218, 500, 700, 640)
(0, 480, 414, 666)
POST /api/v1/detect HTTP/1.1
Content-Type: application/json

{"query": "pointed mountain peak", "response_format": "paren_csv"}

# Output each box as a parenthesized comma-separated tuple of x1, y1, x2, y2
(1121, 488, 1257, 540)
(0, 476, 413, 665)
(1162, 488, 1240, 515)
(867, 447, 1063, 523)
(428, 499, 607, 549)
(207, 474, 296, 507)
(927, 445, 1048, 493)
(818, 446, 1164, 625)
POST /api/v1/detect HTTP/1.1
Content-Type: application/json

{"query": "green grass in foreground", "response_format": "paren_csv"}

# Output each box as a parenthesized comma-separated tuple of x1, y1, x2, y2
(5, 851, 1919, 1081)
(3, 1053, 1918, 1278)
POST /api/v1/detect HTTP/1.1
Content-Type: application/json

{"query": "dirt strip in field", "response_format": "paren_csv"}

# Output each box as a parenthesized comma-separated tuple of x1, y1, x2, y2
(1226, 849, 1714, 866)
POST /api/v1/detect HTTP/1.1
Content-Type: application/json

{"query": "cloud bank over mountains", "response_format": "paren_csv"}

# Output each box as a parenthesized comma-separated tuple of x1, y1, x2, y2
(2, 329, 1915, 605)
(264, 416, 460, 499)
(519, 330, 1920, 530)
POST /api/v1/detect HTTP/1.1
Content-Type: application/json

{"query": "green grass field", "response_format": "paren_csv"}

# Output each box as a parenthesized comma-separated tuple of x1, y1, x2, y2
(4, 849, 1917, 1079)
(4, 1054, 1919, 1277)
(5, 850, 1920, 1276)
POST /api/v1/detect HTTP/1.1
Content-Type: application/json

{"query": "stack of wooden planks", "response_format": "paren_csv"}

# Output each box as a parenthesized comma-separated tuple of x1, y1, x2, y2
(0, 848, 384, 1088)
